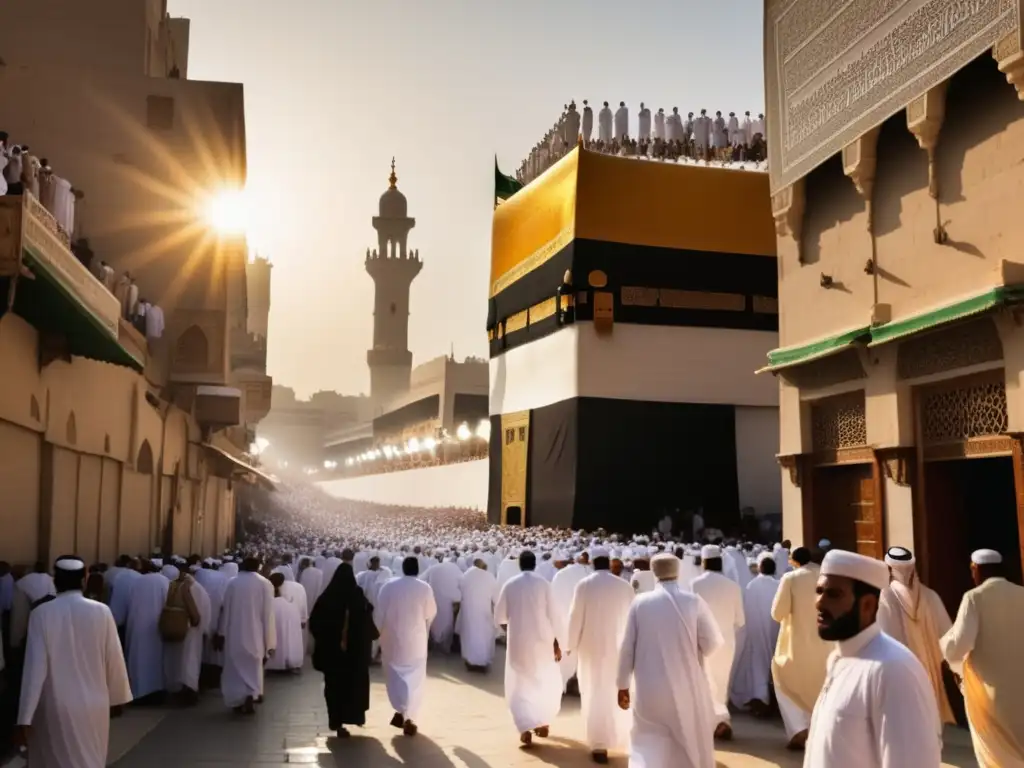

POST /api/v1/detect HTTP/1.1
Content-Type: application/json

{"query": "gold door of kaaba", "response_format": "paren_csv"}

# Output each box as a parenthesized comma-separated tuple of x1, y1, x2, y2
(500, 411, 530, 526)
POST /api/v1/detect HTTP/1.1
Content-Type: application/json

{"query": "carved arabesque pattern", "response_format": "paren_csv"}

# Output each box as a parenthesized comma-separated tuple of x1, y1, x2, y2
(897, 318, 1003, 380)
(920, 380, 1008, 445)
(811, 392, 868, 451)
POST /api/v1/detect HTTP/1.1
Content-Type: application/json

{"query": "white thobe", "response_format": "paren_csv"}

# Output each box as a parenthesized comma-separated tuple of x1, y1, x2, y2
(375, 576, 437, 720)
(125, 573, 169, 699)
(598, 107, 613, 142)
(552, 563, 588, 689)
(322, 557, 342, 585)
(424, 561, 463, 651)
(457, 566, 498, 667)
(741, 116, 754, 145)
(678, 556, 701, 589)
(617, 582, 721, 768)
(218, 572, 275, 708)
(877, 575, 954, 724)
(565, 571, 634, 752)
(164, 578, 210, 693)
(805, 623, 942, 768)
(665, 114, 679, 141)
(299, 566, 324, 608)
(630, 570, 655, 595)
(582, 108, 594, 142)
(773, 547, 792, 578)
(725, 548, 751, 589)
(728, 115, 742, 146)
(194, 568, 228, 665)
(497, 558, 520, 590)
(638, 108, 651, 141)
(537, 560, 557, 582)
(693, 117, 711, 150)
(355, 568, 380, 599)
(690, 571, 745, 724)
(752, 117, 766, 139)
(266, 596, 304, 671)
(353, 551, 370, 574)
(712, 116, 728, 149)
(729, 574, 779, 708)
(18, 593, 132, 768)
(614, 106, 629, 140)
(495, 572, 563, 733)
(271, 564, 295, 582)
(653, 112, 666, 140)
(109, 569, 140, 628)
(10, 572, 56, 649)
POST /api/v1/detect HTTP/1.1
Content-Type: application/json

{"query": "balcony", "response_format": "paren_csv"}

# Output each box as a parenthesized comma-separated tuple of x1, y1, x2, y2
(231, 369, 273, 423)
(0, 194, 142, 371)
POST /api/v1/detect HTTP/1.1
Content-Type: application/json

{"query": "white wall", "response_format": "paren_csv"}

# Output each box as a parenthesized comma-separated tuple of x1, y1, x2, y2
(734, 406, 782, 517)
(490, 324, 779, 415)
(318, 459, 489, 510)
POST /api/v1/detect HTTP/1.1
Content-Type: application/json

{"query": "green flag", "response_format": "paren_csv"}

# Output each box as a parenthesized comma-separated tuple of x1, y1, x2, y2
(494, 157, 524, 204)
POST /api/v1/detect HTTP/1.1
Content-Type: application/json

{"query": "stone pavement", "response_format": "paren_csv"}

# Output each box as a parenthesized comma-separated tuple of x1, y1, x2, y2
(11, 649, 981, 768)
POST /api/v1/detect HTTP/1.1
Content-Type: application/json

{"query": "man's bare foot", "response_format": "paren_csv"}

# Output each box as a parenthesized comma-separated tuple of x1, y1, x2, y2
(390, 712, 405, 729)
(520, 731, 533, 747)
(403, 720, 418, 737)
(592, 749, 609, 764)
(534, 725, 549, 738)
(714, 722, 733, 740)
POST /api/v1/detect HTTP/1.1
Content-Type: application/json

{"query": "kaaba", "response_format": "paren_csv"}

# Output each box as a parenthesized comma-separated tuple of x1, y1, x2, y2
(487, 147, 781, 535)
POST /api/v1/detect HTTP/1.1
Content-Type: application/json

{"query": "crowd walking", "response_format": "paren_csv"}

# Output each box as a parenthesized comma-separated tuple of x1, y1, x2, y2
(0, 484, 1022, 767)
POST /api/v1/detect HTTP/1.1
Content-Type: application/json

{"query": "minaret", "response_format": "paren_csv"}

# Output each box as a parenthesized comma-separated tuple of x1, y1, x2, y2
(365, 159, 422, 409)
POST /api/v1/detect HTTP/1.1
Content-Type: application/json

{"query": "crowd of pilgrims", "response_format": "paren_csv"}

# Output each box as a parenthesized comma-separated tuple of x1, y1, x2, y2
(1, 483, 1023, 767)
(517, 100, 769, 186)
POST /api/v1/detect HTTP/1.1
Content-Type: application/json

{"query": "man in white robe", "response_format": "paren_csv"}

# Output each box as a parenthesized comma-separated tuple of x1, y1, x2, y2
(218, 557, 275, 714)
(582, 100, 594, 144)
(617, 553, 721, 768)
(424, 557, 463, 652)
(125, 562, 169, 702)
(266, 573, 304, 672)
(17, 557, 132, 768)
(630, 551, 656, 595)
(457, 558, 498, 671)
(729, 553, 780, 715)
(9, 565, 56, 650)
(194, 561, 228, 671)
(375, 556, 437, 736)
(494, 550, 563, 747)
(805, 550, 941, 768)
(163, 567, 210, 704)
(771, 545, 829, 749)
(299, 557, 324, 609)
(614, 101, 629, 141)
(598, 102, 613, 143)
(941, 548, 1024, 767)
(653, 108, 666, 141)
(638, 103, 651, 141)
(690, 544, 745, 739)
(565, 547, 634, 763)
(877, 546, 955, 725)
(693, 109, 712, 156)
(552, 552, 589, 694)
(773, 540, 792, 577)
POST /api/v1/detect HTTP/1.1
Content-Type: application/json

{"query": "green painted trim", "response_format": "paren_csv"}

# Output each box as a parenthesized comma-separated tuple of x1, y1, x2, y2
(21, 249, 144, 372)
(868, 285, 1024, 346)
(764, 326, 871, 370)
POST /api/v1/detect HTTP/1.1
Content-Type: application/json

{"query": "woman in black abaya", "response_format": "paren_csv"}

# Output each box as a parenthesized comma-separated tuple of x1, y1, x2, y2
(309, 562, 377, 736)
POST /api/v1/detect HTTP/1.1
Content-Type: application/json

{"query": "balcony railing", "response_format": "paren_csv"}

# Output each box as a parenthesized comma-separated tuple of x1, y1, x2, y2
(0, 194, 141, 371)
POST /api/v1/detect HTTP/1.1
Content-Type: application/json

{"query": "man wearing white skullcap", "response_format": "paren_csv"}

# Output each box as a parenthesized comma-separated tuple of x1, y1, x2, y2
(690, 544, 744, 739)
(804, 550, 942, 768)
(617, 553, 720, 768)
(125, 557, 171, 702)
(941, 548, 1024, 766)
(877, 546, 955, 725)
(17, 556, 132, 768)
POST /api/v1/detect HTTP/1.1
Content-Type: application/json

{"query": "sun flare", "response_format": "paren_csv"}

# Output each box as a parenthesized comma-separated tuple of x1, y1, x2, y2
(202, 188, 249, 235)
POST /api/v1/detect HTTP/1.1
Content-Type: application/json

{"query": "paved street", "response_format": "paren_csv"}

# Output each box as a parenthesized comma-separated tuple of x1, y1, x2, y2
(78, 649, 978, 768)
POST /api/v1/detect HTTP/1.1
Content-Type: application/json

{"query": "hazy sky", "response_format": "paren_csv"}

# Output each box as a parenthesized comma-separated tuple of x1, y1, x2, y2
(169, 0, 765, 399)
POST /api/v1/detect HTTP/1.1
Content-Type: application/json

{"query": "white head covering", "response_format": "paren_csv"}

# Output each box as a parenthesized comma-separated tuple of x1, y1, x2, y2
(971, 549, 1003, 566)
(161, 564, 180, 580)
(651, 553, 680, 580)
(700, 544, 722, 560)
(821, 550, 890, 591)
(818, 539, 832, 549)
(589, 546, 609, 559)
(884, 546, 915, 568)
(55, 558, 85, 572)
(151, 558, 164, 568)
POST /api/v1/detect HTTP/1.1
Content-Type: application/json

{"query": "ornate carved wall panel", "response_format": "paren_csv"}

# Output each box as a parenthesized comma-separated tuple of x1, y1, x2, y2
(897, 317, 1003, 379)
(811, 390, 868, 451)
(764, 0, 1019, 193)
(785, 348, 867, 390)
(919, 377, 1008, 444)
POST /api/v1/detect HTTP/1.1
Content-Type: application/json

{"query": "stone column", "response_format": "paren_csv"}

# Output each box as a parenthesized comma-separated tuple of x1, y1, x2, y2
(906, 84, 948, 243)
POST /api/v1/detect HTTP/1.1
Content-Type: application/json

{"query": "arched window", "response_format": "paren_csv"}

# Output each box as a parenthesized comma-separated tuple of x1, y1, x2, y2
(137, 439, 155, 475)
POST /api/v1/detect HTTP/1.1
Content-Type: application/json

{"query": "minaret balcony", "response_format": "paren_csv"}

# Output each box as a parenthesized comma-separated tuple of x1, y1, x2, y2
(367, 347, 412, 367)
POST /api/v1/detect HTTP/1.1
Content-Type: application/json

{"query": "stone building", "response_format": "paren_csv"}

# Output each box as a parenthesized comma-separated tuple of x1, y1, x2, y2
(0, 0, 272, 565)
(763, 0, 1024, 609)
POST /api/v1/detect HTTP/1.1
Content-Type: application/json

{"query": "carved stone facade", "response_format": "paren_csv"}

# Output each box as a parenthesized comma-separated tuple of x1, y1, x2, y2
(897, 317, 1004, 380)
(764, 0, 1019, 193)
(811, 391, 869, 451)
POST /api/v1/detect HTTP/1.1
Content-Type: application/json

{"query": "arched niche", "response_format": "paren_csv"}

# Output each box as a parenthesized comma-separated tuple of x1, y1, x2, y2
(137, 439, 155, 475)
(174, 325, 209, 370)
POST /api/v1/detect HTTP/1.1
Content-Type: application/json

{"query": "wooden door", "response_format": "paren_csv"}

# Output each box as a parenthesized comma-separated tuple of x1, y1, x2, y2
(920, 462, 965, 616)
(812, 463, 880, 558)
(853, 470, 882, 559)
